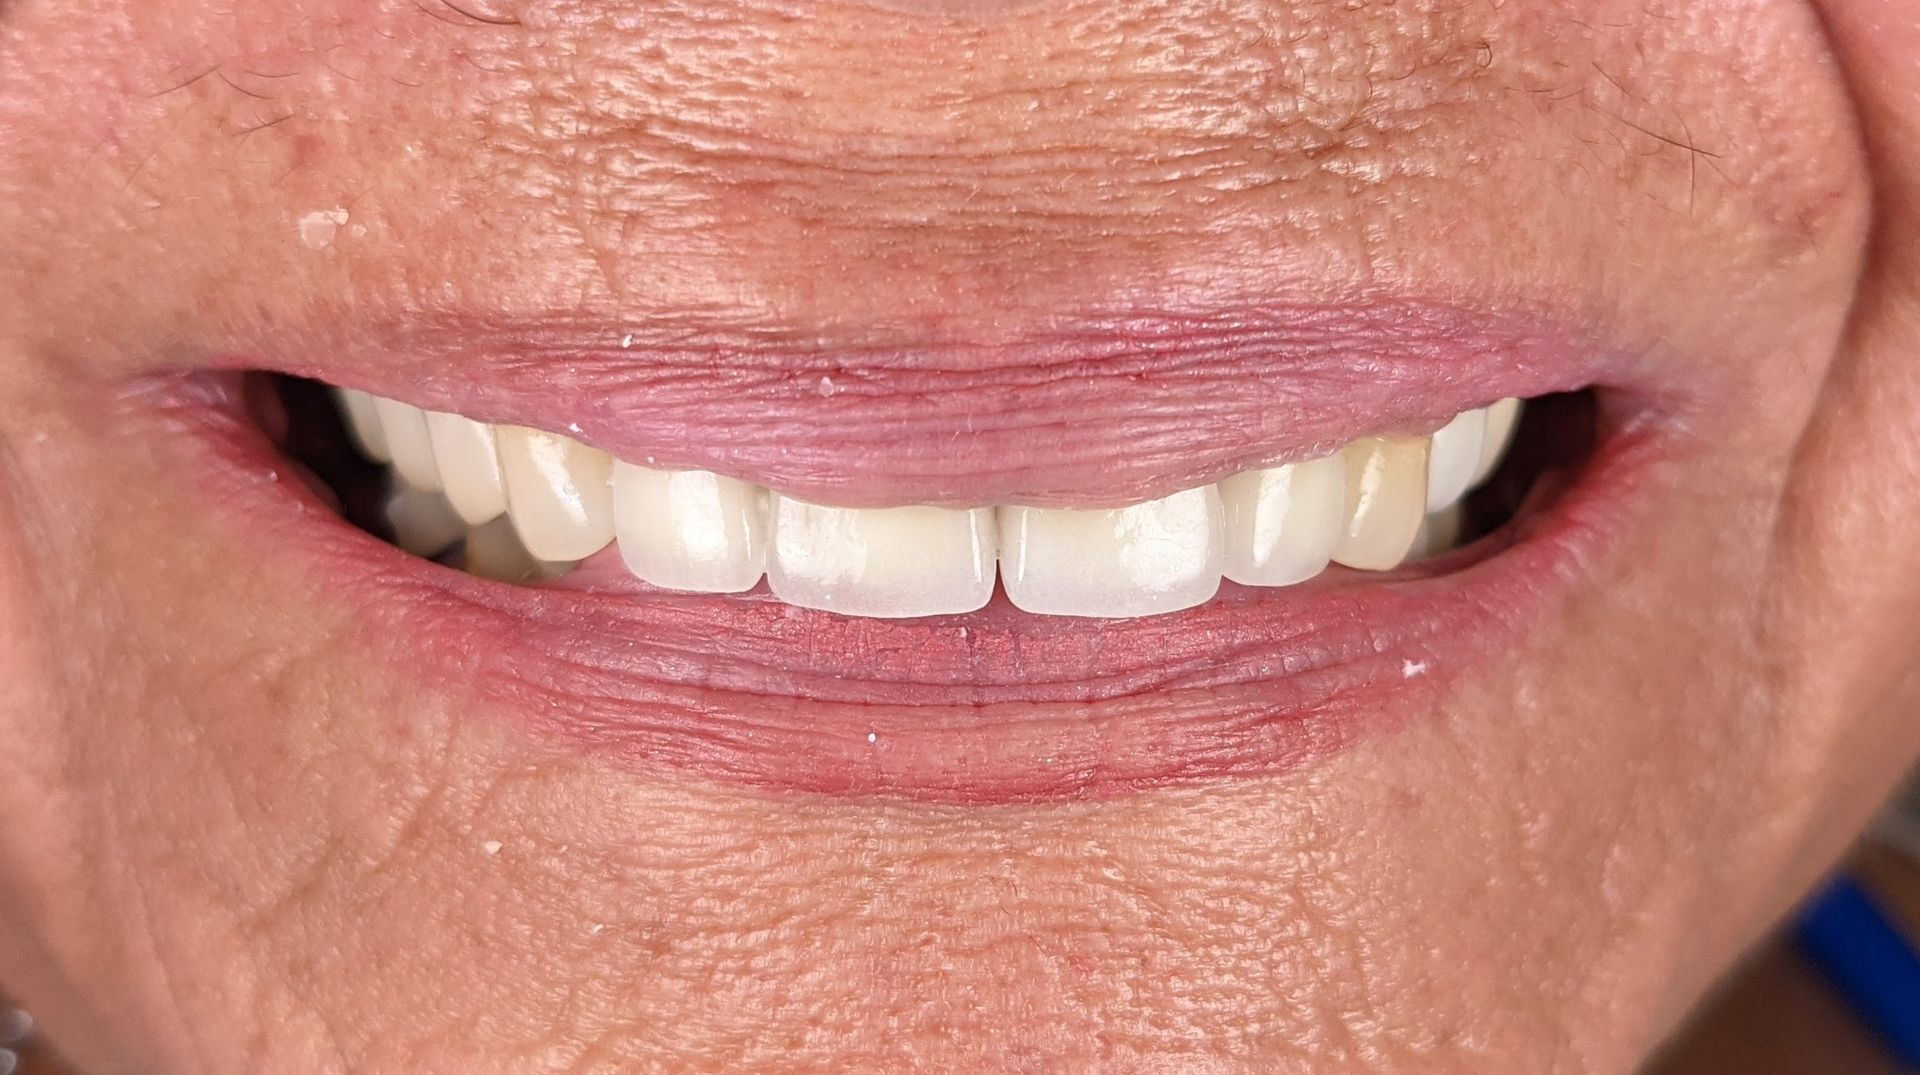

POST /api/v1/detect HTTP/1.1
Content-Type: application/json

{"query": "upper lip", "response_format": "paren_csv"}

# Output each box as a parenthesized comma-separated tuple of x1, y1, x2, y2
(207, 296, 1625, 508)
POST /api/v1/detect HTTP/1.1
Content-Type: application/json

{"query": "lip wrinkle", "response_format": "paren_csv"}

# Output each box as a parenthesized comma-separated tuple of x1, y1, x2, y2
(139, 375, 1660, 802)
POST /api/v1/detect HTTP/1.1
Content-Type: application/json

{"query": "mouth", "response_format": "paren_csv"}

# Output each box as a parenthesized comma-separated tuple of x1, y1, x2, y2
(333, 386, 1524, 618)
(134, 300, 1667, 802)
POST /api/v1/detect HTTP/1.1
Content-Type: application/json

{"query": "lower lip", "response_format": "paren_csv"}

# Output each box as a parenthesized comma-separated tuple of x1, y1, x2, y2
(145, 376, 1662, 803)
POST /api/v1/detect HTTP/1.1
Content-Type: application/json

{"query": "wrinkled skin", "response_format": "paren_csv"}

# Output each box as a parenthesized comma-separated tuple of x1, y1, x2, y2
(2, 0, 1919, 1071)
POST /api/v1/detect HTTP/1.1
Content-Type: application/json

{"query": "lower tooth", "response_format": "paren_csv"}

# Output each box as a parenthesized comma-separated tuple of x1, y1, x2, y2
(999, 487, 1224, 618)
(495, 426, 616, 562)
(386, 487, 466, 557)
(768, 498, 995, 618)
(1410, 504, 1465, 559)
(1331, 436, 1429, 571)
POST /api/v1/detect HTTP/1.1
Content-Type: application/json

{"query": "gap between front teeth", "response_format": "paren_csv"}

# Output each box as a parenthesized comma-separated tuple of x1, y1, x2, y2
(334, 390, 1524, 620)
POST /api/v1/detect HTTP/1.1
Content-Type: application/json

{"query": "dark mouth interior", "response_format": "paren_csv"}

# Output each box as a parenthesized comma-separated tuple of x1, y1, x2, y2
(272, 375, 397, 540)
(256, 371, 1597, 575)
(1457, 387, 1596, 547)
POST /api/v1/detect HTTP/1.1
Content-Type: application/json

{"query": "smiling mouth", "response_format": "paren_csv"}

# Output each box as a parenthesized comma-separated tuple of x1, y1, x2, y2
(324, 384, 1524, 619)
(135, 301, 1658, 801)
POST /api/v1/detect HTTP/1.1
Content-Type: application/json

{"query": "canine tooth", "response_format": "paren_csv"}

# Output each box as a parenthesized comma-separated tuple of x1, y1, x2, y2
(496, 426, 615, 562)
(999, 487, 1223, 618)
(1332, 437, 1430, 571)
(385, 487, 466, 557)
(333, 388, 391, 463)
(1220, 454, 1345, 586)
(614, 464, 769, 594)
(371, 397, 443, 493)
(1473, 397, 1522, 485)
(769, 498, 994, 617)
(426, 412, 508, 524)
(1425, 409, 1487, 512)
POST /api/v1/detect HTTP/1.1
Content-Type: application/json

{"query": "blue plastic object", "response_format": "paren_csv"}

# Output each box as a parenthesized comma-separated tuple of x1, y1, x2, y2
(1794, 875, 1920, 1068)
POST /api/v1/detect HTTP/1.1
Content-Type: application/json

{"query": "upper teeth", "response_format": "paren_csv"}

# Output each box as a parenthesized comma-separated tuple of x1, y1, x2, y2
(335, 389, 1523, 619)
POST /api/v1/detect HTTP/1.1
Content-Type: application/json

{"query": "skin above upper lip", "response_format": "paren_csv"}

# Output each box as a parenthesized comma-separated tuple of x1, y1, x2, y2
(127, 298, 1669, 801)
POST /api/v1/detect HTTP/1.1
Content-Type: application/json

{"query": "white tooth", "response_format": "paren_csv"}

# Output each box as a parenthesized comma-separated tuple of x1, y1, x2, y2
(1425, 409, 1487, 512)
(1472, 397, 1522, 485)
(1220, 453, 1346, 587)
(462, 515, 574, 583)
(426, 412, 508, 524)
(769, 498, 994, 617)
(1331, 436, 1430, 571)
(372, 396, 443, 493)
(385, 487, 466, 557)
(495, 426, 615, 562)
(614, 464, 769, 594)
(333, 388, 391, 463)
(999, 486, 1223, 618)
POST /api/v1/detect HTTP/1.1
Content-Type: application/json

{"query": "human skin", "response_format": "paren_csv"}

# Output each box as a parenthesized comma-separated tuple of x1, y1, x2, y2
(2, 0, 1919, 1071)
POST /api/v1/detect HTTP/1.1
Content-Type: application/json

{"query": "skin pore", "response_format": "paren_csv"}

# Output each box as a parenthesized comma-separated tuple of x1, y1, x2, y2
(2, 0, 1920, 1071)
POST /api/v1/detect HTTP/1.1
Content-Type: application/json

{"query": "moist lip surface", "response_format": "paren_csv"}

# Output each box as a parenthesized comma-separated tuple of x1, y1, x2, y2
(140, 306, 1665, 803)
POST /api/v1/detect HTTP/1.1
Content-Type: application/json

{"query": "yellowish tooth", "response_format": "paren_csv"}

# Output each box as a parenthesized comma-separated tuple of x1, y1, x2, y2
(1332, 436, 1430, 571)
(495, 426, 615, 562)
(372, 397, 443, 493)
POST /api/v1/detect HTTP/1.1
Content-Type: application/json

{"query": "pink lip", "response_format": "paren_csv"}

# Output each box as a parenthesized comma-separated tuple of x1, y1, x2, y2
(123, 299, 1678, 803)
(212, 299, 1635, 508)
